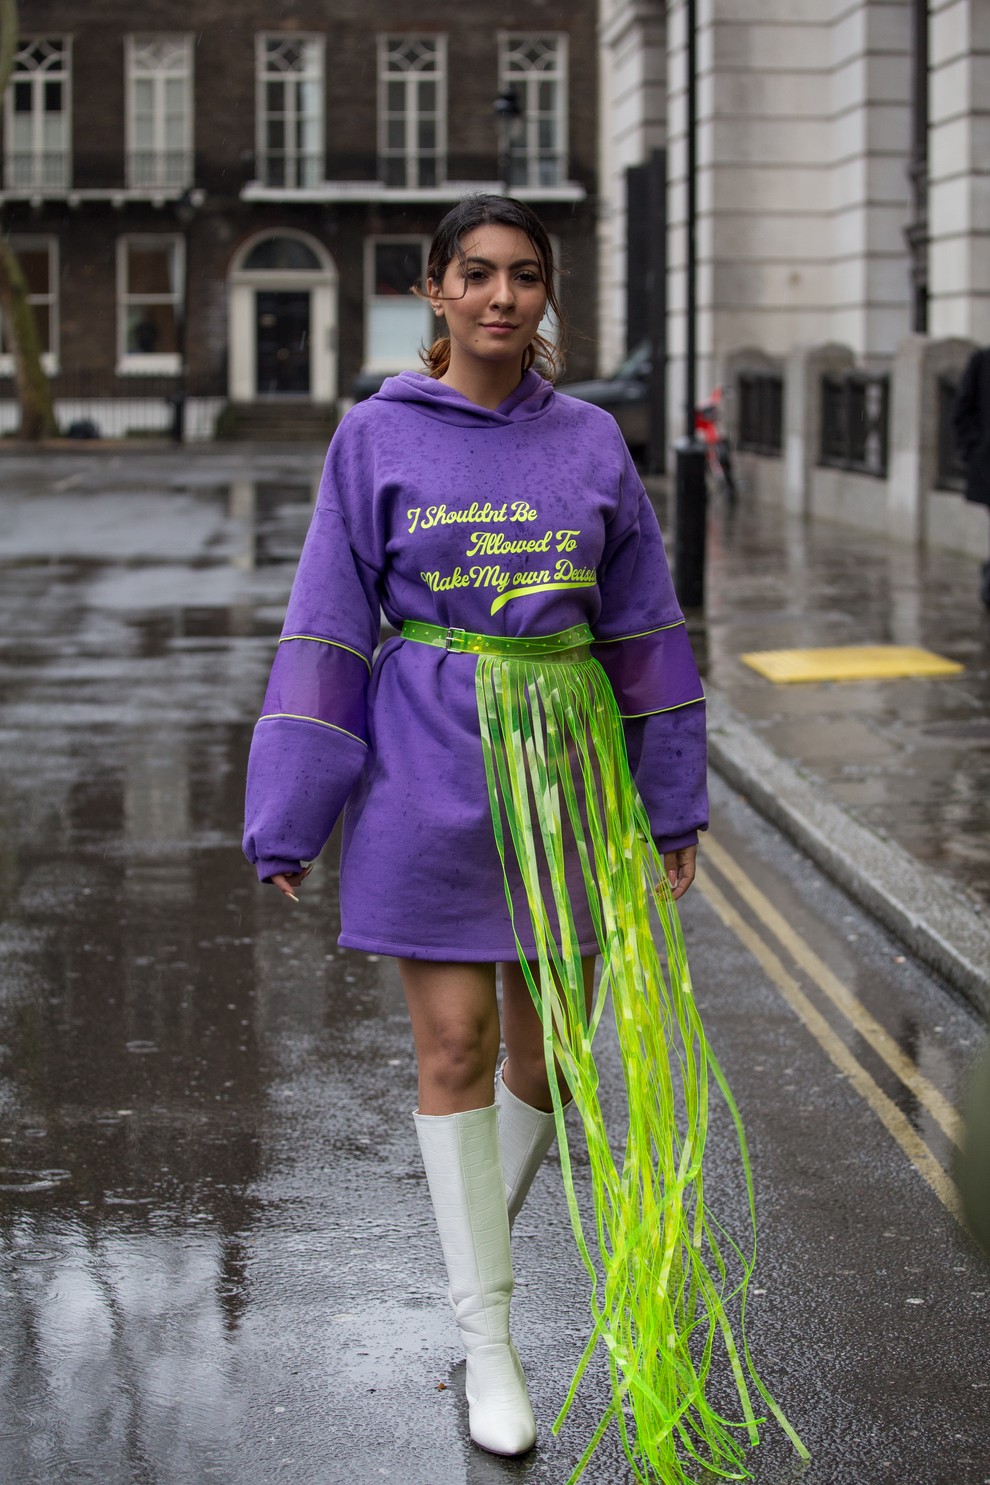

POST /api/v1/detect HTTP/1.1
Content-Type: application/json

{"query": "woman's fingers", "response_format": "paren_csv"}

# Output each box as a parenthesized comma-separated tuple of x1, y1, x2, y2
(271, 866, 312, 902)
(664, 845, 698, 900)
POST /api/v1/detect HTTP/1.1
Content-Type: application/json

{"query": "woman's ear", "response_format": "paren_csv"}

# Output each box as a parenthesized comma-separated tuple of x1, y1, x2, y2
(427, 278, 444, 316)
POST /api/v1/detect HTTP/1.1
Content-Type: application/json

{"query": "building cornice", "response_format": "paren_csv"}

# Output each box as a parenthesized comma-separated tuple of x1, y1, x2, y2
(239, 180, 587, 205)
(0, 187, 206, 209)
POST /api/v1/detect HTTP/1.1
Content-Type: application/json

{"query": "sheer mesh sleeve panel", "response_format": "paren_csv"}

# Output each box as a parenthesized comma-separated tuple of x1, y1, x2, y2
(594, 441, 708, 849)
(592, 623, 705, 717)
(260, 637, 369, 743)
(243, 495, 381, 882)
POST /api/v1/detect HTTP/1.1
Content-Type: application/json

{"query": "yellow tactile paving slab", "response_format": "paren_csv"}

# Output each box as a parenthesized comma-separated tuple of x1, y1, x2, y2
(739, 645, 964, 684)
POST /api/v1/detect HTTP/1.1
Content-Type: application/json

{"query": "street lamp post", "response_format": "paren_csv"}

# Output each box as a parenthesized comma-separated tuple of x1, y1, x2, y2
(673, 0, 706, 610)
(171, 186, 203, 443)
(493, 86, 522, 193)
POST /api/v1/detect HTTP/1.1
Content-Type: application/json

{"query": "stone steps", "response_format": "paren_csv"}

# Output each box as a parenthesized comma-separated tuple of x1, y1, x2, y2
(218, 402, 337, 441)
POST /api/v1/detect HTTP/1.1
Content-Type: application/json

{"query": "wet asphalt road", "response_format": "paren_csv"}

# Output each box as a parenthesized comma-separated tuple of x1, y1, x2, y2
(0, 450, 988, 1485)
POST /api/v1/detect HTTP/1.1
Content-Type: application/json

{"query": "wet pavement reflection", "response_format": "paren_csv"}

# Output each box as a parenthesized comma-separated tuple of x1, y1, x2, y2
(688, 489, 990, 908)
(0, 453, 323, 1482)
(1, 450, 987, 1485)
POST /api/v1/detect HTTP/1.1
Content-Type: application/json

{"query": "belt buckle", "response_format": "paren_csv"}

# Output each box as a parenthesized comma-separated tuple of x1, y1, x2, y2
(444, 626, 467, 651)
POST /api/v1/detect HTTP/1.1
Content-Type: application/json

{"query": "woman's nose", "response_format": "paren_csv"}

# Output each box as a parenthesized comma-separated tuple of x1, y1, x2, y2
(490, 274, 516, 306)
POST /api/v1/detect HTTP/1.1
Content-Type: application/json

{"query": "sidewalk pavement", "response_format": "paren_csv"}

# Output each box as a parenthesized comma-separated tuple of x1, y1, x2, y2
(646, 478, 990, 1018)
(0, 443, 986, 1016)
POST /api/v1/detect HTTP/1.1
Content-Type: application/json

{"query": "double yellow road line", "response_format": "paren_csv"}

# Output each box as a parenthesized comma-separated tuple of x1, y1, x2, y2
(696, 835, 963, 1221)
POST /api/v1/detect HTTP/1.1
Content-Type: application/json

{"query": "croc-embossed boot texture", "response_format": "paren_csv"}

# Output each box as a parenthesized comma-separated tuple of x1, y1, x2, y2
(414, 1104, 537, 1457)
(494, 1061, 559, 1231)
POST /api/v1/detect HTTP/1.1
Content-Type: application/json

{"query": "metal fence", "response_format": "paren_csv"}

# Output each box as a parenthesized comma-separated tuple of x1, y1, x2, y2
(737, 369, 783, 455)
(820, 371, 889, 477)
(0, 369, 221, 441)
(937, 374, 967, 492)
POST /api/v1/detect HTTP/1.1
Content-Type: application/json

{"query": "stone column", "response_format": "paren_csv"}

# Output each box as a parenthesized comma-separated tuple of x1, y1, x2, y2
(929, 0, 990, 341)
(887, 333, 976, 543)
(598, 0, 667, 373)
(784, 341, 854, 516)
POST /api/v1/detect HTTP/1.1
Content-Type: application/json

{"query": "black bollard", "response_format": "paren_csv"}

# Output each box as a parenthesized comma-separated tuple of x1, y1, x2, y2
(170, 392, 186, 444)
(673, 436, 707, 610)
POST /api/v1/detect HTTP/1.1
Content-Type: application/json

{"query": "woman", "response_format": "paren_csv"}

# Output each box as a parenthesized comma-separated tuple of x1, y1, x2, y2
(244, 195, 803, 1481)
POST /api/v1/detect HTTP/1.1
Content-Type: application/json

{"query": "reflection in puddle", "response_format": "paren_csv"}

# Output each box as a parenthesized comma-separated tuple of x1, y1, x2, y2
(2, 1213, 249, 1478)
(0, 462, 435, 1484)
(0, 1170, 72, 1193)
(229, 480, 314, 571)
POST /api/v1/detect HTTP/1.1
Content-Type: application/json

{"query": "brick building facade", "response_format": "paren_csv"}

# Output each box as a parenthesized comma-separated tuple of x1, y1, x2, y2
(0, 0, 598, 438)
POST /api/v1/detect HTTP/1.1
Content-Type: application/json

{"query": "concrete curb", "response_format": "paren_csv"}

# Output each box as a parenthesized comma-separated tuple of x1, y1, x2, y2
(706, 690, 990, 1019)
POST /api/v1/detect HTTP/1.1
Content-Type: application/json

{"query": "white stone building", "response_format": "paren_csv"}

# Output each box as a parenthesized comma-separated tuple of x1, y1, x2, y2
(600, 0, 990, 373)
(598, 0, 990, 554)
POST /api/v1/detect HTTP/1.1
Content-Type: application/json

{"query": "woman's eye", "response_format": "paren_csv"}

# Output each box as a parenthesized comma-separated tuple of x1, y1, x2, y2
(517, 272, 541, 284)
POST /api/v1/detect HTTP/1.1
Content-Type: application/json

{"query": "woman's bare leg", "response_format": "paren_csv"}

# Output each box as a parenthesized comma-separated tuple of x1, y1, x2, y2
(398, 958, 502, 1114)
(403, 957, 537, 1456)
(500, 956, 597, 1111)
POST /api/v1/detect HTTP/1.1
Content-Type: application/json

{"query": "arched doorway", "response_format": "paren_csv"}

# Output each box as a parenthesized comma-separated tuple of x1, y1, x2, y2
(228, 230, 338, 403)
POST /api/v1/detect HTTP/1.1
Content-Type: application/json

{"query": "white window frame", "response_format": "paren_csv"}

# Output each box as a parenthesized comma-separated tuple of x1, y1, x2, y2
(3, 36, 71, 192)
(125, 35, 194, 190)
(256, 34, 325, 190)
(378, 35, 447, 190)
(117, 235, 185, 375)
(363, 236, 431, 372)
(498, 33, 568, 189)
(0, 235, 59, 374)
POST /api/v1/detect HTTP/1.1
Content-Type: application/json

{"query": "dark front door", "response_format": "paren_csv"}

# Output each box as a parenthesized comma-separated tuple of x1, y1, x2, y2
(256, 291, 311, 395)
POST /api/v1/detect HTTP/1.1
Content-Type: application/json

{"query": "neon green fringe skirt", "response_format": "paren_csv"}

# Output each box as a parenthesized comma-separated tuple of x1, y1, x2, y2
(474, 646, 807, 1484)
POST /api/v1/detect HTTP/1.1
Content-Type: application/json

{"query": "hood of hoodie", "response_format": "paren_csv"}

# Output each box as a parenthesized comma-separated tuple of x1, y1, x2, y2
(371, 369, 555, 428)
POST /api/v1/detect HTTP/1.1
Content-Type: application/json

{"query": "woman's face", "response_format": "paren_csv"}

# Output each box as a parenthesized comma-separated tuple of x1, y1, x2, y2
(428, 223, 548, 373)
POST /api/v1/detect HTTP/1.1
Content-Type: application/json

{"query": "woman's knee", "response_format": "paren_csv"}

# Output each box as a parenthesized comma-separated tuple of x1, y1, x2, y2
(420, 1017, 501, 1096)
(502, 1036, 552, 1092)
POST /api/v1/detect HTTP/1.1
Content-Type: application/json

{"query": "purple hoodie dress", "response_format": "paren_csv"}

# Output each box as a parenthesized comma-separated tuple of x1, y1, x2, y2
(243, 369, 707, 960)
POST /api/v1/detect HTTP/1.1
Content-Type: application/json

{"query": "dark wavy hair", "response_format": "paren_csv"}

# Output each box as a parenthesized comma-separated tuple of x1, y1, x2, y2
(417, 194, 566, 381)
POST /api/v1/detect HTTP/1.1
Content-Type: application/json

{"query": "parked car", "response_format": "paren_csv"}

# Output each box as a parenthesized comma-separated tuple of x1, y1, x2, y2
(354, 343, 654, 462)
(559, 342, 651, 459)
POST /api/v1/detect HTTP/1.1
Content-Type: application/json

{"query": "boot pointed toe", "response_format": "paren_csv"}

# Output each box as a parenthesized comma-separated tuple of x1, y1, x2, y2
(466, 1343, 537, 1456)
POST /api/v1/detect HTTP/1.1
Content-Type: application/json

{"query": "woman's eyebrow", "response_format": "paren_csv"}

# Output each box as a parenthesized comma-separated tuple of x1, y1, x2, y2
(462, 255, 541, 270)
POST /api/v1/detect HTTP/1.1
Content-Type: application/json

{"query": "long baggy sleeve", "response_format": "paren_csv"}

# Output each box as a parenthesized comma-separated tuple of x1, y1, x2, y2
(592, 442, 708, 852)
(243, 434, 382, 881)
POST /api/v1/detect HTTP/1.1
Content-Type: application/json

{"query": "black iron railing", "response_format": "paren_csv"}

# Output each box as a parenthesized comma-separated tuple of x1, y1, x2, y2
(126, 151, 194, 189)
(0, 367, 222, 440)
(3, 151, 70, 190)
(3, 151, 203, 193)
(257, 152, 325, 189)
(820, 371, 889, 477)
(737, 369, 783, 455)
(936, 374, 967, 492)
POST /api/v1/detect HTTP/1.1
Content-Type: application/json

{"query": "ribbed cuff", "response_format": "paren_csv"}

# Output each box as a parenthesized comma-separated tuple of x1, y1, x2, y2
(653, 831, 699, 854)
(253, 856, 301, 883)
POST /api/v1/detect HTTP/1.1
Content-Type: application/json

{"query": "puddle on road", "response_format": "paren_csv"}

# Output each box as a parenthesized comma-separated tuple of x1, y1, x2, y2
(0, 468, 421, 1481)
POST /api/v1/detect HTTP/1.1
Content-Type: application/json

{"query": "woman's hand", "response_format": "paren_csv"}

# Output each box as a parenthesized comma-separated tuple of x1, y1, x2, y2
(663, 845, 697, 901)
(271, 866, 313, 903)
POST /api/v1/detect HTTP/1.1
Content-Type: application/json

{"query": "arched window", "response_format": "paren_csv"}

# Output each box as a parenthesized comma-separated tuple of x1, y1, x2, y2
(241, 236, 322, 272)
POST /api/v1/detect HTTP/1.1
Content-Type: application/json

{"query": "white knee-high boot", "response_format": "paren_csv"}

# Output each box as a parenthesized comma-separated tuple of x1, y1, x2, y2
(494, 1063, 559, 1231)
(414, 1104, 537, 1457)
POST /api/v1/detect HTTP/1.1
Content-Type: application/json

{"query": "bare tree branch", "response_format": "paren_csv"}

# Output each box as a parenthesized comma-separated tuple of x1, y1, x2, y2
(0, 0, 59, 441)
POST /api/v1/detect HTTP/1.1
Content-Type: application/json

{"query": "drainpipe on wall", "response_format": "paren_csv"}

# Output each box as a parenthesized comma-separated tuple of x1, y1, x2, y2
(673, 0, 706, 609)
(905, 0, 929, 335)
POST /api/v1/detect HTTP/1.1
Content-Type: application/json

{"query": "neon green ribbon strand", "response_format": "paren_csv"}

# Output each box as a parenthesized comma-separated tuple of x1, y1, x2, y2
(475, 651, 808, 1484)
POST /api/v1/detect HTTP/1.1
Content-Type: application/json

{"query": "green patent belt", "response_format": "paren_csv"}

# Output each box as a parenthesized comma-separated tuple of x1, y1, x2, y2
(400, 619, 594, 657)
